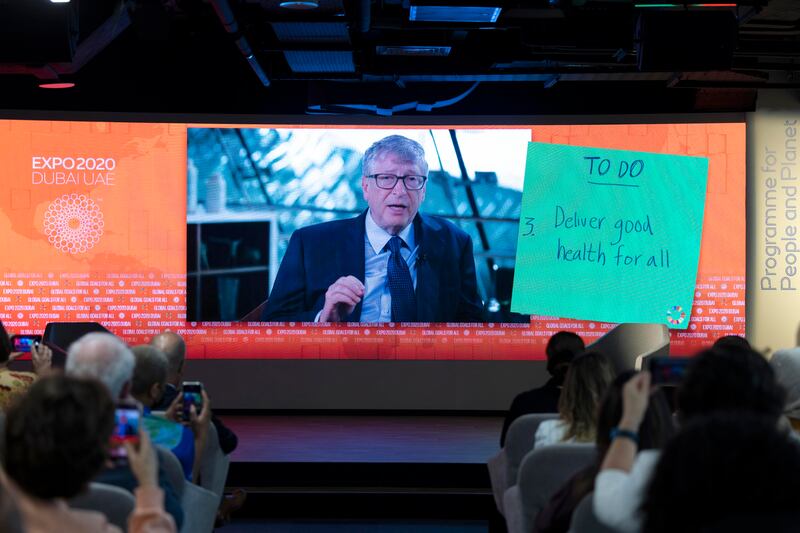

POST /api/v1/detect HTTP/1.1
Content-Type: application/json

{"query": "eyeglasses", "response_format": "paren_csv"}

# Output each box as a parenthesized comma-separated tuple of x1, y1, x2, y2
(367, 174, 427, 190)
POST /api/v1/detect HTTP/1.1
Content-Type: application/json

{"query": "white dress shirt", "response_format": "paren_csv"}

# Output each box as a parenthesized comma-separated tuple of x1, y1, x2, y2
(360, 210, 419, 322)
(315, 210, 419, 322)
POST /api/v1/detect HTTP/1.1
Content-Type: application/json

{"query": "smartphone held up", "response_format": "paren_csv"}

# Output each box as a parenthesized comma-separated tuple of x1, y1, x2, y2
(181, 381, 203, 421)
(10, 334, 42, 353)
(110, 401, 141, 466)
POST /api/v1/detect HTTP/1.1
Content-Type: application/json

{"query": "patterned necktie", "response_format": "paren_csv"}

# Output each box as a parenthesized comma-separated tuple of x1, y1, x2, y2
(387, 235, 417, 322)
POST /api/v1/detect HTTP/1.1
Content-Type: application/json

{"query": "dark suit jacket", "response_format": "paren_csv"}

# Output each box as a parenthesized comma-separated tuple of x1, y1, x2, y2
(261, 210, 485, 323)
(499, 378, 562, 447)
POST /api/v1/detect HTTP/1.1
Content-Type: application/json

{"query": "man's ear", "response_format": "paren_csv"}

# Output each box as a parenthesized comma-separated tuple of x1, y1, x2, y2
(149, 382, 163, 403)
(361, 176, 370, 198)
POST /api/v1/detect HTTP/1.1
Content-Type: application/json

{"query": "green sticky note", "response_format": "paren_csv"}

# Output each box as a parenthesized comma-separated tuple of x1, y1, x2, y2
(511, 142, 708, 329)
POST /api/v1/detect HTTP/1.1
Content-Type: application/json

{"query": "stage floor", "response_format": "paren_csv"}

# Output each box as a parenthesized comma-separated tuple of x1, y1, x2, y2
(220, 415, 503, 464)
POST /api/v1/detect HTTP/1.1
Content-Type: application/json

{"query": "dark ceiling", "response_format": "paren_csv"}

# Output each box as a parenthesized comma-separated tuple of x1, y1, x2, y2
(0, 0, 798, 117)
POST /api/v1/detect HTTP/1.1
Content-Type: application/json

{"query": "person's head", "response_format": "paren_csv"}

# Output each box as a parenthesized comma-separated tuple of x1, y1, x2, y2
(361, 135, 428, 235)
(131, 345, 169, 408)
(596, 370, 676, 455)
(558, 351, 616, 442)
(712, 335, 751, 351)
(65, 332, 135, 400)
(641, 413, 800, 533)
(770, 348, 800, 420)
(545, 331, 585, 385)
(149, 331, 186, 386)
(677, 346, 785, 425)
(0, 321, 13, 364)
(568, 370, 677, 505)
(3, 374, 115, 500)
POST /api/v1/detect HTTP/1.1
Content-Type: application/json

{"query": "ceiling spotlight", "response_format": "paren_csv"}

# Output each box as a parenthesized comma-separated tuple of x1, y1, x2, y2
(279, 0, 319, 9)
(39, 82, 75, 89)
(49, 0, 71, 3)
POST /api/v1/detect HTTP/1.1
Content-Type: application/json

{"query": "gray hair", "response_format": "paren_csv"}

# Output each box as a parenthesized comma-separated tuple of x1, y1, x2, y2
(65, 332, 135, 399)
(131, 345, 168, 399)
(361, 135, 429, 177)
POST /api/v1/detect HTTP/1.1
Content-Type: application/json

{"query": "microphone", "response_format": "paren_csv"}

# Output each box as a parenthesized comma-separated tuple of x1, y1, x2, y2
(417, 253, 427, 265)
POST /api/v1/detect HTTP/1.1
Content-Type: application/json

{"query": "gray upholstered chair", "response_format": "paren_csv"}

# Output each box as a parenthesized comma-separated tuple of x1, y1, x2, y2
(490, 413, 559, 516)
(504, 443, 596, 533)
(179, 481, 219, 533)
(505, 413, 560, 484)
(198, 422, 230, 499)
(588, 323, 670, 373)
(156, 446, 185, 499)
(156, 445, 219, 533)
(69, 482, 136, 532)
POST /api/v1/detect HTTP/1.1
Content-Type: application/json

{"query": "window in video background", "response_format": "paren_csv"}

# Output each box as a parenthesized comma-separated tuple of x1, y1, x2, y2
(186, 127, 532, 322)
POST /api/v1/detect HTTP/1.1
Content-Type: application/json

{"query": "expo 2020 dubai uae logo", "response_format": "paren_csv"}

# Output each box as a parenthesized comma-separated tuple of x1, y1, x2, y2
(43, 194, 104, 254)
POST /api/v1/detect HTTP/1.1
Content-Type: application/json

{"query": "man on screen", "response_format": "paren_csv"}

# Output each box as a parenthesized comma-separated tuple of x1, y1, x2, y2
(261, 135, 485, 323)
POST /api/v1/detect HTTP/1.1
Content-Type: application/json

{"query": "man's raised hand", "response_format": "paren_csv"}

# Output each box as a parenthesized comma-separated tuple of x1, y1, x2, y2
(319, 276, 365, 322)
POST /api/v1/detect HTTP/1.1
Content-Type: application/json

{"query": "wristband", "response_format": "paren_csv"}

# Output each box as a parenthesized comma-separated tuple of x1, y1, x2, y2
(610, 427, 639, 445)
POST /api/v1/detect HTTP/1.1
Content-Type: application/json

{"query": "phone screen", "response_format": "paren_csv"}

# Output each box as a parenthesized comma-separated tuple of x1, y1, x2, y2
(110, 405, 140, 465)
(648, 357, 690, 386)
(182, 382, 203, 421)
(11, 335, 41, 353)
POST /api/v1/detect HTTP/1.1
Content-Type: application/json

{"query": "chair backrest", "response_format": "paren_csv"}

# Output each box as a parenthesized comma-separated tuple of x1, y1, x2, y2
(517, 443, 597, 532)
(69, 482, 136, 532)
(180, 480, 219, 533)
(588, 323, 670, 373)
(569, 492, 621, 533)
(505, 413, 559, 483)
(198, 422, 230, 498)
(156, 445, 186, 499)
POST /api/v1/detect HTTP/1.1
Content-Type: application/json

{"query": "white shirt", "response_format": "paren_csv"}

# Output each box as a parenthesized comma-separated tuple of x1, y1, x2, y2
(361, 210, 419, 322)
(593, 449, 661, 533)
(534, 419, 573, 448)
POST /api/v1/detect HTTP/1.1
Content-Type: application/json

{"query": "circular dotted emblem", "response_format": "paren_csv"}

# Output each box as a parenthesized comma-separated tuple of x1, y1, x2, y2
(666, 305, 686, 326)
(43, 194, 104, 254)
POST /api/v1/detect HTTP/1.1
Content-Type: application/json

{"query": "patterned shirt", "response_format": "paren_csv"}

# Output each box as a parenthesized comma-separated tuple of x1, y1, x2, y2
(0, 369, 36, 412)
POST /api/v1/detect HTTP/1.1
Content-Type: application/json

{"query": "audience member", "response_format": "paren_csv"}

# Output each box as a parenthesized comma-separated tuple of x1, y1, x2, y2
(149, 331, 246, 524)
(0, 321, 52, 411)
(770, 346, 800, 433)
(131, 345, 211, 482)
(65, 332, 136, 400)
(64, 333, 184, 527)
(712, 334, 751, 351)
(150, 331, 238, 454)
(594, 346, 786, 532)
(642, 413, 800, 533)
(535, 351, 615, 447)
(500, 331, 585, 446)
(1, 374, 176, 533)
(150, 331, 247, 525)
(534, 370, 675, 533)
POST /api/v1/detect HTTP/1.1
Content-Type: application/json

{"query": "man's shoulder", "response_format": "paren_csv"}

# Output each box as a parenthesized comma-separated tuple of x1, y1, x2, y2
(510, 383, 561, 412)
(419, 213, 470, 241)
(293, 215, 362, 242)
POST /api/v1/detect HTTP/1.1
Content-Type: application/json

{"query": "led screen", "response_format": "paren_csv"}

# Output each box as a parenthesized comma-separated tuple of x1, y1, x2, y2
(0, 120, 745, 359)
